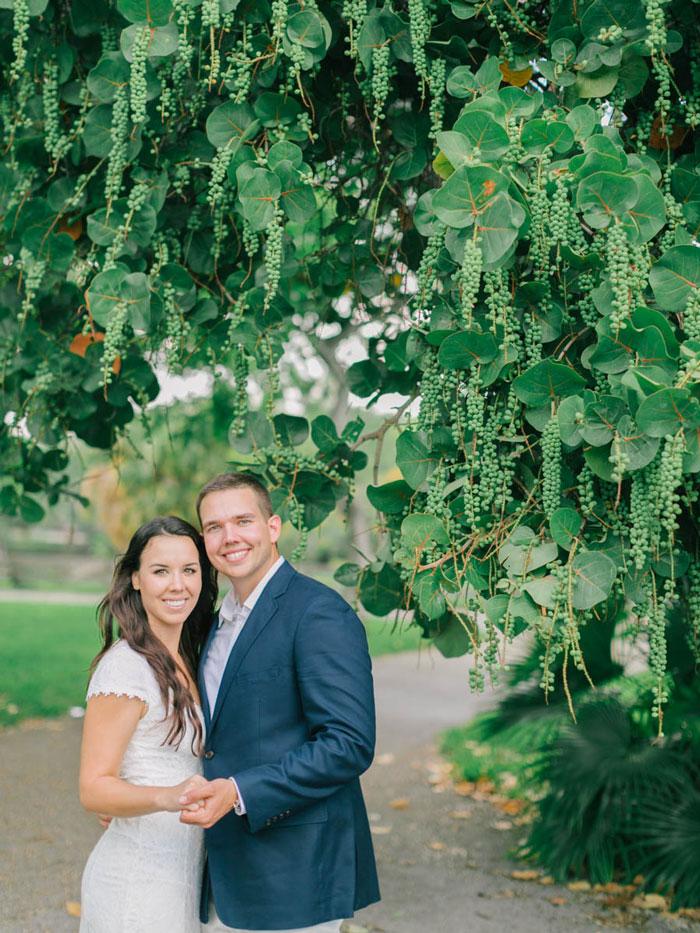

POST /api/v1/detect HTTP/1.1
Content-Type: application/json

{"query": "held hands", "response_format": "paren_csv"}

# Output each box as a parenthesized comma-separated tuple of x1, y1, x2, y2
(161, 774, 209, 813)
(179, 778, 238, 829)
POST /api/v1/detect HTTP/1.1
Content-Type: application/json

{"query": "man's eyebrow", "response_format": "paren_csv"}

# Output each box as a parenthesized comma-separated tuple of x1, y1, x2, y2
(204, 512, 256, 524)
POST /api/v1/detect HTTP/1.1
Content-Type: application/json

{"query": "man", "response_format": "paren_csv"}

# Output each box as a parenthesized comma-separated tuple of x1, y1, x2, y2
(178, 471, 380, 933)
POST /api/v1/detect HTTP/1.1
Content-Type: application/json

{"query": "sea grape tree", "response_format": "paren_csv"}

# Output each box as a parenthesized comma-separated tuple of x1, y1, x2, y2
(3, 0, 700, 718)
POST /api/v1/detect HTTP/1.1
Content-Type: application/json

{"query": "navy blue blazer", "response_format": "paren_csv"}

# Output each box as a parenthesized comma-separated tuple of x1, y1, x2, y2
(198, 560, 380, 930)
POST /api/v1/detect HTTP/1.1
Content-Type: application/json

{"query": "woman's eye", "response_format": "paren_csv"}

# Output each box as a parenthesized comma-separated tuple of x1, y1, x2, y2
(184, 568, 197, 574)
(154, 568, 168, 575)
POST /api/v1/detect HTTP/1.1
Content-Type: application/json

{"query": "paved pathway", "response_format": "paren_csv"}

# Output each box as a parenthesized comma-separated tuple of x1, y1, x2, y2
(1, 649, 697, 932)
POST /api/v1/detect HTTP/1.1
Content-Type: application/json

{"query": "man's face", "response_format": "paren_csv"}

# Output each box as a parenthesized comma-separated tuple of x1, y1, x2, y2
(199, 487, 282, 600)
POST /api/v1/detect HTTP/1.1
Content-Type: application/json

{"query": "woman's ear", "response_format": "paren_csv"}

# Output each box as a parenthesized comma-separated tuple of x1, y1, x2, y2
(131, 572, 140, 591)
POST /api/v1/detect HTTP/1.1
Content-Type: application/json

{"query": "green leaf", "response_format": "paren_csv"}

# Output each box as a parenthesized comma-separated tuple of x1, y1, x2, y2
(273, 161, 316, 223)
(451, 110, 510, 160)
(273, 414, 309, 446)
(438, 329, 498, 368)
(413, 570, 447, 620)
(400, 513, 450, 554)
(476, 195, 525, 266)
(636, 388, 700, 436)
(513, 359, 587, 406)
(120, 22, 179, 60)
(311, 414, 340, 452)
(254, 92, 302, 127)
(87, 53, 129, 102)
(580, 0, 637, 37)
(229, 410, 275, 453)
(206, 101, 258, 149)
(347, 359, 381, 397)
(286, 10, 328, 49)
(267, 141, 303, 169)
(238, 167, 281, 231)
(498, 527, 558, 576)
(621, 174, 666, 245)
(367, 480, 414, 514)
(117, 0, 172, 25)
(557, 395, 584, 447)
(576, 64, 619, 99)
(570, 551, 617, 610)
(396, 431, 439, 489)
(358, 563, 404, 616)
(334, 562, 361, 587)
(550, 508, 582, 550)
(615, 416, 660, 471)
(650, 246, 700, 312)
(433, 614, 472, 657)
(19, 495, 45, 523)
(580, 396, 626, 446)
(432, 165, 509, 229)
(576, 173, 638, 229)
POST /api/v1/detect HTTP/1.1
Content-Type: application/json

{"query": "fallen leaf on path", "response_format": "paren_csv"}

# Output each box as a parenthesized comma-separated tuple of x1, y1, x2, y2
(539, 876, 554, 885)
(632, 874, 644, 885)
(389, 798, 409, 810)
(475, 777, 496, 793)
(65, 902, 81, 917)
(343, 925, 370, 933)
(370, 826, 392, 835)
(568, 880, 591, 892)
(638, 893, 667, 910)
(550, 897, 567, 906)
(497, 799, 528, 815)
(453, 781, 475, 796)
(427, 841, 445, 851)
(492, 820, 513, 831)
(449, 809, 472, 819)
(510, 869, 539, 881)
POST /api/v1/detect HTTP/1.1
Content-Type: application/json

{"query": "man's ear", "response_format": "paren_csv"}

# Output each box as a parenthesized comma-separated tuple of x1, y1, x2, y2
(269, 514, 282, 544)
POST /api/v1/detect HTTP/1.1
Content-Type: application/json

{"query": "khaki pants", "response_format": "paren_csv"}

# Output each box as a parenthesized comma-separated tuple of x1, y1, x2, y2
(201, 900, 343, 933)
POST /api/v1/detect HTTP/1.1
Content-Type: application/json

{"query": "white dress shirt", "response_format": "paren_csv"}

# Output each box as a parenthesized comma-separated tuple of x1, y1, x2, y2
(203, 555, 286, 714)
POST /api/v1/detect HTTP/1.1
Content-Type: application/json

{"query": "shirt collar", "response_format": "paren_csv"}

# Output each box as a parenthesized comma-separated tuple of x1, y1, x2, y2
(217, 556, 286, 627)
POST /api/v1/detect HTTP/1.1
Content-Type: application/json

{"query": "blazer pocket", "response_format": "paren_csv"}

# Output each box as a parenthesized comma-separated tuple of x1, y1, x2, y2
(235, 666, 282, 685)
(279, 801, 328, 826)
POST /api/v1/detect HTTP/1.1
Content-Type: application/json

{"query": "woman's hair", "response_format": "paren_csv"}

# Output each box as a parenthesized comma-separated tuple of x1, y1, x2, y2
(91, 516, 218, 752)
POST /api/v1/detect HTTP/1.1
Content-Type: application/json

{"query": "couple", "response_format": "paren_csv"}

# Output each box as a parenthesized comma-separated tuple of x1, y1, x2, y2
(78, 471, 380, 932)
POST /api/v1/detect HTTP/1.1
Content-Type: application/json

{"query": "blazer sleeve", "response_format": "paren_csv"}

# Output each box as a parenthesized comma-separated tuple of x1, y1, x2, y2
(232, 593, 376, 833)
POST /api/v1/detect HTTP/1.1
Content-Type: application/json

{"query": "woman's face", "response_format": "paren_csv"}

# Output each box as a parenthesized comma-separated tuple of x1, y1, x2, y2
(131, 534, 202, 642)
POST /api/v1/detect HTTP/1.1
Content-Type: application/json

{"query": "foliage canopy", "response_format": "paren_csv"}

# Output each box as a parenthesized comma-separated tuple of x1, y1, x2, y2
(4, 0, 700, 716)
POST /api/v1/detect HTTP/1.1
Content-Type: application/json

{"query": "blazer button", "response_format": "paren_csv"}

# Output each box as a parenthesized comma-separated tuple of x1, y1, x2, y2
(204, 750, 214, 759)
(265, 819, 271, 826)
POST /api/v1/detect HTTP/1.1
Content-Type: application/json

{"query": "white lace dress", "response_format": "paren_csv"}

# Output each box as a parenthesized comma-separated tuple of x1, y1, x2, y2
(80, 640, 205, 933)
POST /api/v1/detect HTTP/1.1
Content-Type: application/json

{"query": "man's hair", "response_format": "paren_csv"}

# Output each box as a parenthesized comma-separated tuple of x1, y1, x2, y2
(196, 472, 274, 523)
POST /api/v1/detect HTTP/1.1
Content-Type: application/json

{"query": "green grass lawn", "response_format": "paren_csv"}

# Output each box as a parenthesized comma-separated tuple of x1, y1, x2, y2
(0, 602, 421, 727)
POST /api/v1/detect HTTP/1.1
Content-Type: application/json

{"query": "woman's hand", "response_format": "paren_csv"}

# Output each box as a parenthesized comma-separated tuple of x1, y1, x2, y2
(158, 774, 209, 813)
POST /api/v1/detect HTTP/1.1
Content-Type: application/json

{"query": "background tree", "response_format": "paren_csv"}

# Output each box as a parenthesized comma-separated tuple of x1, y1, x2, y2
(3, 0, 700, 722)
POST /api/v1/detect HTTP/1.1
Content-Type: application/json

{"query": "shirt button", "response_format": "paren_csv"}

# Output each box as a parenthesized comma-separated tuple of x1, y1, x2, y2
(204, 750, 214, 759)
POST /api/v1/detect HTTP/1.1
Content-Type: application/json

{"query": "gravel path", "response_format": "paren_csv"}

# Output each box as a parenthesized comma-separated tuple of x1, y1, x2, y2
(1, 648, 697, 932)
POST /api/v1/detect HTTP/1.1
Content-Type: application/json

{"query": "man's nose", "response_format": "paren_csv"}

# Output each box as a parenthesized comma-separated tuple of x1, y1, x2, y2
(222, 522, 240, 542)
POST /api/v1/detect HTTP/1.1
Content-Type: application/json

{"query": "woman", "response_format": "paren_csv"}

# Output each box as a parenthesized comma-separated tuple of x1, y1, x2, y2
(79, 516, 218, 933)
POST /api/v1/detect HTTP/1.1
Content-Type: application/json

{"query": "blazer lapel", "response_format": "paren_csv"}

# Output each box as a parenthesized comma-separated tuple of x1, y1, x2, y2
(209, 562, 294, 734)
(198, 613, 220, 730)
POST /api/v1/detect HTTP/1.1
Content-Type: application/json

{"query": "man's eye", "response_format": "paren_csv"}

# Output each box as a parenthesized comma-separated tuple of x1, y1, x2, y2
(239, 519, 251, 525)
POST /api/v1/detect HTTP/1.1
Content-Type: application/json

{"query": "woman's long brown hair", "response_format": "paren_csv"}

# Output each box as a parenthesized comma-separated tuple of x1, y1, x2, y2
(91, 516, 218, 752)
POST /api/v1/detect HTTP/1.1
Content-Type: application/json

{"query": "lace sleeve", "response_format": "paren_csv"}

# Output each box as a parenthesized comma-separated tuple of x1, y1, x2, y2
(86, 642, 154, 706)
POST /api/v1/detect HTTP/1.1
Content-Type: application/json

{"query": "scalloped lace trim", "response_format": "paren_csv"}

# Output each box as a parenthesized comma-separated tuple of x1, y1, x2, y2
(87, 689, 149, 703)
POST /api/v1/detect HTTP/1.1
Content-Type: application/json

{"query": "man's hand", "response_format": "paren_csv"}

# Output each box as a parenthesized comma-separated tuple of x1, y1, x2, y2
(179, 778, 238, 829)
